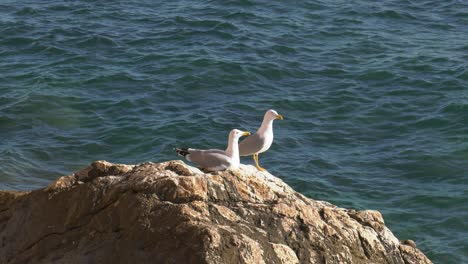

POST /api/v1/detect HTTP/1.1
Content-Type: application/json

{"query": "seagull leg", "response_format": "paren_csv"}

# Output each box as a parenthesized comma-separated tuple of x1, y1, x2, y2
(253, 153, 266, 172)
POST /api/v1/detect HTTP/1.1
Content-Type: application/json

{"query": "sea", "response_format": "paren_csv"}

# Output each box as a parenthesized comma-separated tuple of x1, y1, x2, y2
(0, 1, 467, 262)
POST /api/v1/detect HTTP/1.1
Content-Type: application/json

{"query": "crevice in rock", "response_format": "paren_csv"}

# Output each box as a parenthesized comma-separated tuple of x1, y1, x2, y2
(296, 216, 310, 240)
(164, 163, 193, 176)
(357, 231, 372, 259)
(319, 208, 327, 223)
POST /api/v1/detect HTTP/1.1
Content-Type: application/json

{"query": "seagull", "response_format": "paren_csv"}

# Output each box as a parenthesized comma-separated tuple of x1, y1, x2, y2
(175, 129, 250, 171)
(239, 109, 283, 171)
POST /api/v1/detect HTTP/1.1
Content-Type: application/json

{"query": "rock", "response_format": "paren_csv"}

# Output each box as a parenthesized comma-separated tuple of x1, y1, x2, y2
(0, 160, 432, 264)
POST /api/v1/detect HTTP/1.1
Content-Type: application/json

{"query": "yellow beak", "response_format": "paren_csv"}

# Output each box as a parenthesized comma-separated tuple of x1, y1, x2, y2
(276, 114, 283, 120)
(243, 131, 251, 136)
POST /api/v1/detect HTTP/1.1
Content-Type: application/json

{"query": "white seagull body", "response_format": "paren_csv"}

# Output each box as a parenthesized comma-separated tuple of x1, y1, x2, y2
(175, 129, 250, 171)
(239, 109, 283, 171)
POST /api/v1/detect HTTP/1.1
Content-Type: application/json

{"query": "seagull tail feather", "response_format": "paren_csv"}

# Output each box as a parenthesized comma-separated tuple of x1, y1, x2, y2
(175, 148, 190, 158)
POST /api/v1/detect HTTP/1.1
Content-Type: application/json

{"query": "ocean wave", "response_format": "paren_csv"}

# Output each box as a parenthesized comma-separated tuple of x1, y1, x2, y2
(372, 10, 417, 20)
(14, 7, 38, 16)
(76, 35, 119, 48)
(457, 70, 468, 81)
(174, 16, 239, 31)
(223, 11, 258, 20)
(357, 70, 395, 81)
(0, 36, 35, 46)
(83, 72, 139, 85)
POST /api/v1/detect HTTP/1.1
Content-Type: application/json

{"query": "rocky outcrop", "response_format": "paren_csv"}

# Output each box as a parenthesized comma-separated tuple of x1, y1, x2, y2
(0, 160, 431, 264)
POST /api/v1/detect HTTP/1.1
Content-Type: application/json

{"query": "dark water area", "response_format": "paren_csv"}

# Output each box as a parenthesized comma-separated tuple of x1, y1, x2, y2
(1, 1, 467, 262)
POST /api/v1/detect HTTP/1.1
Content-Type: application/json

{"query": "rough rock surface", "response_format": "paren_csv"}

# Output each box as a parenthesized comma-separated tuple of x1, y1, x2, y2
(0, 160, 432, 264)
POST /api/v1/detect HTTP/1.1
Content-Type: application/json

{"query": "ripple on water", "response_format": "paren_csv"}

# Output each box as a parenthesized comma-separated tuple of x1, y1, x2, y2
(76, 35, 119, 48)
(457, 70, 468, 81)
(372, 9, 417, 20)
(0, 36, 35, 47)
(14, 6, 38, 16)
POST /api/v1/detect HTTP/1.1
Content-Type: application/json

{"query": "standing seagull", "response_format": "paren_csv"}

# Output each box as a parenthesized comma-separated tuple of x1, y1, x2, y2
(175, 129, 250, 171)
(239, 109, 283, 171)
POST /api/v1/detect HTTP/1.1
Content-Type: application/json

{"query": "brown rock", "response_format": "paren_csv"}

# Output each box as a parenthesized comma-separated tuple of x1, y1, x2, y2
(0, 160, 432, 264)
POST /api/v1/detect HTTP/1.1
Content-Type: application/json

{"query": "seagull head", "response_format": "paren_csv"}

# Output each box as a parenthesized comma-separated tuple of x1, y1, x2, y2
(230, 129, 251, 140)
(265, 109, 283, 121)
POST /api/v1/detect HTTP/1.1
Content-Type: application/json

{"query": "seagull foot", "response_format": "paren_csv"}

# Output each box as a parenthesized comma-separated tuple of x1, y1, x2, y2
(253, 154, 267, 172)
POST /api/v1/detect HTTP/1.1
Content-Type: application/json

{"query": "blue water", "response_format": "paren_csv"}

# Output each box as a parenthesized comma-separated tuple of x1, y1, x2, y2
(1, 1, 467, 262)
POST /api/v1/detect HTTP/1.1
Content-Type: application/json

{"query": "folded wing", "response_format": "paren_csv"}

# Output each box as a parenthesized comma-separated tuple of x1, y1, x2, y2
(239, 134, 264, 156)
(186, 149, 231, 171)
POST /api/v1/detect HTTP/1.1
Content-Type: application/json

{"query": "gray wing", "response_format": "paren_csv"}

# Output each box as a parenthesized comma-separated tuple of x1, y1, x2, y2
(238, 133, 264, 156)
(187, 149, 231, 171)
